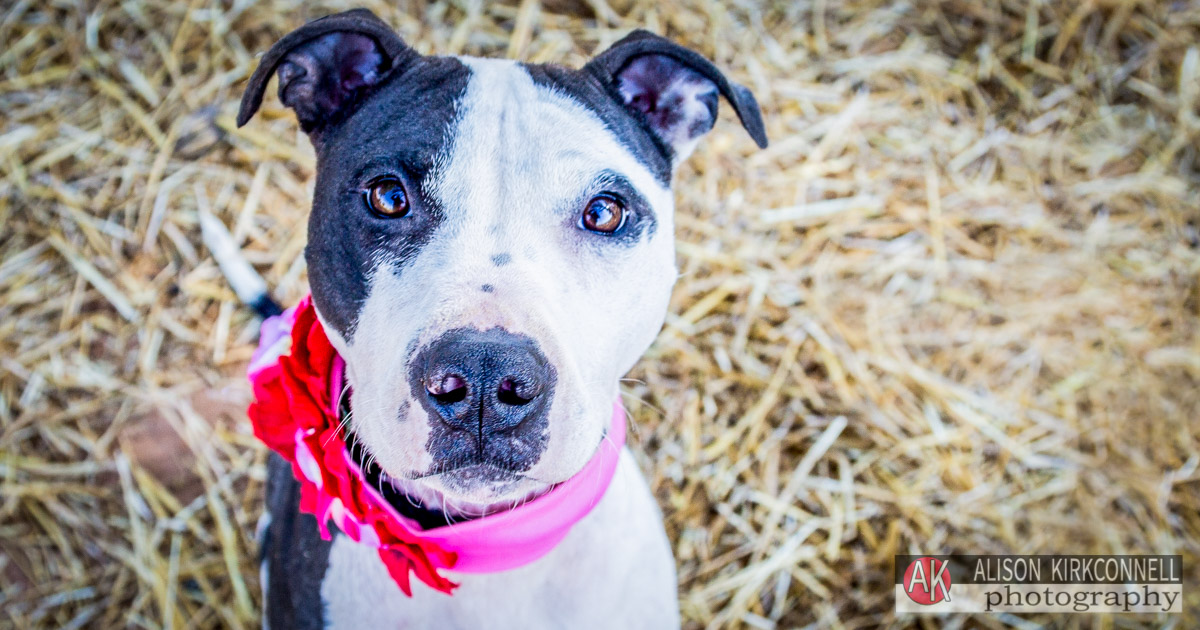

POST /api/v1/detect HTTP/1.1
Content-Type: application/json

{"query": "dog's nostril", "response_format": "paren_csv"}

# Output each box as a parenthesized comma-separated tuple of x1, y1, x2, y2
(412, 329, 556, 434)
(496, 377, 535, 406)
(427, 373, 468, 404)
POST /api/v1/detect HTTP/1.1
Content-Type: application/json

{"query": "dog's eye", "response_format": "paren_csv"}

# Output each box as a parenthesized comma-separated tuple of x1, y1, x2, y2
(366, 178, 410, 218)
(581, 195, 625, 234)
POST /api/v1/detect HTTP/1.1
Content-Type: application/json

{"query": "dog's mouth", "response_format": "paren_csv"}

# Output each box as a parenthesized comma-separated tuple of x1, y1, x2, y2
(345, 431, 551, 529)
(430, 463, 526, 488)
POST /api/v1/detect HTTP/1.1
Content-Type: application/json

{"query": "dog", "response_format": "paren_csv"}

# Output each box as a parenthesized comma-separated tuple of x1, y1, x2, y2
(225, 8, 766, 629)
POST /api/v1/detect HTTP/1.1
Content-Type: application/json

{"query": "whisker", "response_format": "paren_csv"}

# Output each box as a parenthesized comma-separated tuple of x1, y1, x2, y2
(324, 404, 355, 448)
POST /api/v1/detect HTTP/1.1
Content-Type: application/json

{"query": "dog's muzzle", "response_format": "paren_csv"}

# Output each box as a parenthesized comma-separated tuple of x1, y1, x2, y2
(410, 328, 557, 475)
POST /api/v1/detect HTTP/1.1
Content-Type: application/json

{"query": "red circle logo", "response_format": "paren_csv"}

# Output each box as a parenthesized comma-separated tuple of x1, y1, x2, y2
(903, 557, 952, 605)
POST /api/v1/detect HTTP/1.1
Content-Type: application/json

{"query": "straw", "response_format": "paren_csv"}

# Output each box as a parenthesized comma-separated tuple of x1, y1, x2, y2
(1, 1, 1198, 628)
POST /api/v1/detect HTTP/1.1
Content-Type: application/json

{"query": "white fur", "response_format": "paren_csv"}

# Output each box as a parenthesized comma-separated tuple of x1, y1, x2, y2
(321, 450, 679, 629)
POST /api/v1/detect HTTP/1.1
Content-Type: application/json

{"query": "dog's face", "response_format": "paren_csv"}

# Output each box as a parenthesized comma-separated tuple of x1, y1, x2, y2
(239, 10, 765, 514)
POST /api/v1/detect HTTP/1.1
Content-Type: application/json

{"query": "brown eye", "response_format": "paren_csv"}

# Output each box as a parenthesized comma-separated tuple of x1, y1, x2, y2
(581, 195, 625, 234)
(366, 178, 410, 218)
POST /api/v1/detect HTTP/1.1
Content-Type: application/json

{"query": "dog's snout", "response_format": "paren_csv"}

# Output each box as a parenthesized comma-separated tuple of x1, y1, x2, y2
(413, 328, 554, 438)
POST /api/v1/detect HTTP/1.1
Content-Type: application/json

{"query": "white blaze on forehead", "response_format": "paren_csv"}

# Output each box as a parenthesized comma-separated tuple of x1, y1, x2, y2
(431, 57, 672, 231)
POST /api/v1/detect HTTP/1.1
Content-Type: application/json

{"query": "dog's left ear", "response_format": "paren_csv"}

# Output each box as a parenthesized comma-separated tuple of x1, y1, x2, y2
(585, 30, 768, 164)
(237, 9, 417, 135)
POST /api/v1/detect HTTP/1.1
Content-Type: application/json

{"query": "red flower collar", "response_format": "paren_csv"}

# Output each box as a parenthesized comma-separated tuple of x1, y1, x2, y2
(247, 297, 625, 596)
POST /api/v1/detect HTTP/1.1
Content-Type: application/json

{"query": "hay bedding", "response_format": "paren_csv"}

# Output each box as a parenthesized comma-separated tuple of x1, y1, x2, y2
(0, 0, 1197, 627)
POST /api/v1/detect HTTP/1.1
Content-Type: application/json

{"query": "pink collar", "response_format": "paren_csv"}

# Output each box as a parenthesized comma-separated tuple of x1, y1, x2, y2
(249, 299, 624, 593)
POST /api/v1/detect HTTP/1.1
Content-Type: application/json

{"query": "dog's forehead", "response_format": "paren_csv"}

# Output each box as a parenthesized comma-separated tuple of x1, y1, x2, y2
(323, 55, 671, 187)
(517, 60, 672, 185)
(427, 57, 670, 223)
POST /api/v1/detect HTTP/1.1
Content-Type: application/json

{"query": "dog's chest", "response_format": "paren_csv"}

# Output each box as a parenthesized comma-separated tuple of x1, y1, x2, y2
(268, 450, 679, 629)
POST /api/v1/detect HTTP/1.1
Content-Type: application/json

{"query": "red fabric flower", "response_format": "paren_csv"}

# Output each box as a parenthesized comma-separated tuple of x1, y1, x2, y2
(248, 297, 458, 595)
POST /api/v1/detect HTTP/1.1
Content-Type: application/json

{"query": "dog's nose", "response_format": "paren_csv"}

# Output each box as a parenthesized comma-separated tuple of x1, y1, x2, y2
(413, 328, 554, 435)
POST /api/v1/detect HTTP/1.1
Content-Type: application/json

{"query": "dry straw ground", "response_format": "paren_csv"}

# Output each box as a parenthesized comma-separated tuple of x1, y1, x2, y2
(1, 0, 1198, 628)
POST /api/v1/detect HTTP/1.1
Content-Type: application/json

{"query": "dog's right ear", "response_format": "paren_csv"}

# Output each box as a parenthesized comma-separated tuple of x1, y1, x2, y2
(237, 9, 416, 135)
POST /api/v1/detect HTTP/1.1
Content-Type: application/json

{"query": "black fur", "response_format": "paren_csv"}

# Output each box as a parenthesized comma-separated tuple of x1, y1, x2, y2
(263, 453, 334, 629)
(250, 294, 283, 319)
(304, 55, 470, 339)
(237, 11, 470, 340)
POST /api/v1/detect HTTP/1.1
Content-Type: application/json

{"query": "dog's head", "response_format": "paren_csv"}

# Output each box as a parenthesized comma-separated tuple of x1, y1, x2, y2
(239, 9, 765, 515)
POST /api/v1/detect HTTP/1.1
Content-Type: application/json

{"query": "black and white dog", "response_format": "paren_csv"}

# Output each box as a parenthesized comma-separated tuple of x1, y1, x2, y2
(229, 9, 765, 628)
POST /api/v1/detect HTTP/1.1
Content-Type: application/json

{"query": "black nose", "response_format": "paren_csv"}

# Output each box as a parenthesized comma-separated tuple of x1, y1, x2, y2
(410, 329, 555, 467)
